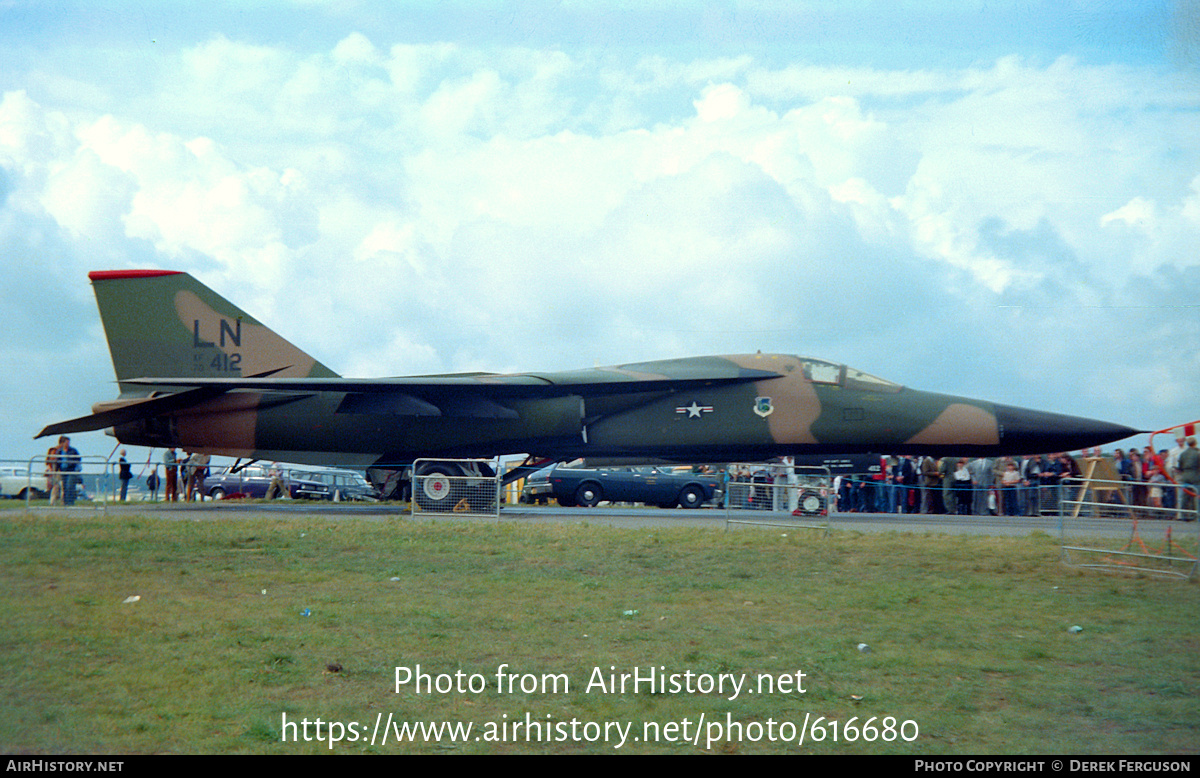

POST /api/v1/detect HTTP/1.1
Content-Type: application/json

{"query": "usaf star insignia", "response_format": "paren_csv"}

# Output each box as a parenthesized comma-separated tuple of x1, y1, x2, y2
(675, 401, 714, 419)
(753, 396, 774, 418)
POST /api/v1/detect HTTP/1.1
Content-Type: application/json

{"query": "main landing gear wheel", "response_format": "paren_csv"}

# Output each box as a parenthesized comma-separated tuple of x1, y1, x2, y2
(798, 489, 824, 516)
(414, 468, 455, 511)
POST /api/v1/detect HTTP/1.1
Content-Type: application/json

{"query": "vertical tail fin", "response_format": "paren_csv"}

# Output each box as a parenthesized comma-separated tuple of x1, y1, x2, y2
(89, 270, 339, 394)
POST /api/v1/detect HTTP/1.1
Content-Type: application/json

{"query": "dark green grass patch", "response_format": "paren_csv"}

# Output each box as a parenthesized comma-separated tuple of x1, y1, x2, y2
(0, 514, 1196, 754)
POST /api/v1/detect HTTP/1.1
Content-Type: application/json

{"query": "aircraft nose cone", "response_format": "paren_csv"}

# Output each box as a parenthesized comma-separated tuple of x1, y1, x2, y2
(994, 405, 1141, 454)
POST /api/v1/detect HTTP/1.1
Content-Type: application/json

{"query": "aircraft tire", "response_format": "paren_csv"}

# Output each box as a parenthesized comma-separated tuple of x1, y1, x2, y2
(414, 466, 456, 511)
(798, 489, 824, 515)
(575, 482, 602, 508)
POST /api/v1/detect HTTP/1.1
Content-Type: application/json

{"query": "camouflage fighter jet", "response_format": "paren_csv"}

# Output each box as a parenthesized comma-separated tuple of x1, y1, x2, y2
(39, 270, 1138, 504)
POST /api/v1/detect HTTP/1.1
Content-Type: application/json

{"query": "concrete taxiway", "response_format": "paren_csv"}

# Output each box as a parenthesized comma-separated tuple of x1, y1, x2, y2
(24, 500, 1153, 538)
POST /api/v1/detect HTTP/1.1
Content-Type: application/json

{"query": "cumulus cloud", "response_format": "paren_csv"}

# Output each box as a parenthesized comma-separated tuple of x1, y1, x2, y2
(0, 29, 1198, 460)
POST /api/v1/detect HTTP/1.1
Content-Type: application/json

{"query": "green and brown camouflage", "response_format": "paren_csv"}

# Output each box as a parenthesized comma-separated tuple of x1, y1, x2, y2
(38, 270, 1139, 469)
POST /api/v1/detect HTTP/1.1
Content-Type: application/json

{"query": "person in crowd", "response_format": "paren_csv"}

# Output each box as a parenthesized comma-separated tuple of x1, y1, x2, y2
(185, 451, 210, 501)
(45, 441, 63, 505)
(1129, 449, 1146, 512)
(852, 474, 869, 513)
(1148, 462, 1167, 510)
(1021, 454, 1043, 516)
(1058, 452, 1080, 512)
(180, 451, 192, 501)
(1001, 460, 1022, 516)
(921, 455, 942, 514)
(58, 436, 81, 505)
(892, 455, 915, 514)
(1156, 444, 1176, 511)
(1037, 454, 1057, 513)
(953, 458, 973, 515)
(1112, 449, 1131, 506)
(118, 449, 132, 501)
(871, 455, 888, 512)
(266, 463, 288, 500)
(163, 447, 179, 502)
(940, 456, 957, 514)
(969, 457, 993, 515)
(1178, 437, 1199, 519)
(146, 466, 160, 501)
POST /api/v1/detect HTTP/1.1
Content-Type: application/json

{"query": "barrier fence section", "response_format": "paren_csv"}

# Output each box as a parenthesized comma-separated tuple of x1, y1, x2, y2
(725, 464, 831, 534)
(19, 455, 113, 515)
(833, 475, 1111, 517)
(410, 458, 501, 520)
(1058, 476, 1198, 580)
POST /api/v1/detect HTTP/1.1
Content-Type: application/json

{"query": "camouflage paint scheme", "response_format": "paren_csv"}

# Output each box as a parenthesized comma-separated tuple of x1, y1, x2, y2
(38, 270, 1138, 467)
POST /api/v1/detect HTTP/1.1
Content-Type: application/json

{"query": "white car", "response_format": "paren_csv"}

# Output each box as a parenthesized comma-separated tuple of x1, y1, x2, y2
(0, 466, 47, 499)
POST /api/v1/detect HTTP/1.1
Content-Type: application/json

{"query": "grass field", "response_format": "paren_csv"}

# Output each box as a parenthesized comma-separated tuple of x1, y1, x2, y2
(1, 508, 1196, 754)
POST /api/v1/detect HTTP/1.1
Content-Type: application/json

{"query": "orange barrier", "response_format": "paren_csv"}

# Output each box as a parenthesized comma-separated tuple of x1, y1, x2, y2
(1146, 420, 1199, 508)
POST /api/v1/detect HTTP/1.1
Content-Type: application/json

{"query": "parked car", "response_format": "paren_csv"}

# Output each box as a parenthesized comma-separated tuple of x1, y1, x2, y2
(205, 465, 331, 500)
(546, 465, 722, 509)
(519, 465, 557, 505)
(292, 469, 379, 501)
(0, 466, 46, 499)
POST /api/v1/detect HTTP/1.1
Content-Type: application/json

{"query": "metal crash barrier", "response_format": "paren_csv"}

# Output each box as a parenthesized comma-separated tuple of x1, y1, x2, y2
(21, 455, 113, 515)
(1059, 475, 1198, 580)
(410, 458, 501, 520)
(725, 463, 832, 534)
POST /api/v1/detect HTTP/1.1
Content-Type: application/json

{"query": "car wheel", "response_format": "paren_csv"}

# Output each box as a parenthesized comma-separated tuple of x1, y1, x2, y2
(575, 482, 602, 508)
(210, 487, 226, 500)
(677, 485, 705, 509)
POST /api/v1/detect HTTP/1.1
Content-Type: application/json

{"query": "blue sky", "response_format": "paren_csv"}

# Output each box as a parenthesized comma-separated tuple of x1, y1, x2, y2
(1, 0, 1197, 468)
(0, 2, 1182, 66)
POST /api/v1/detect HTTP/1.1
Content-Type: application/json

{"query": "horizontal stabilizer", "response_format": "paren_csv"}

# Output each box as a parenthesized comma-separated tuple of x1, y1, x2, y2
(35, 386, 227, 439)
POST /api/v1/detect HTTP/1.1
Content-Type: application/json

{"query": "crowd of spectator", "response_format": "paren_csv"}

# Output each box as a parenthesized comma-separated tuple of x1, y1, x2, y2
(832, 436, 1199, 520)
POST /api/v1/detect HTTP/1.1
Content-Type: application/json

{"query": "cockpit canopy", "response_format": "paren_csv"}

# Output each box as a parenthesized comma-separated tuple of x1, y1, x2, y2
(799, 358, 902, 393)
